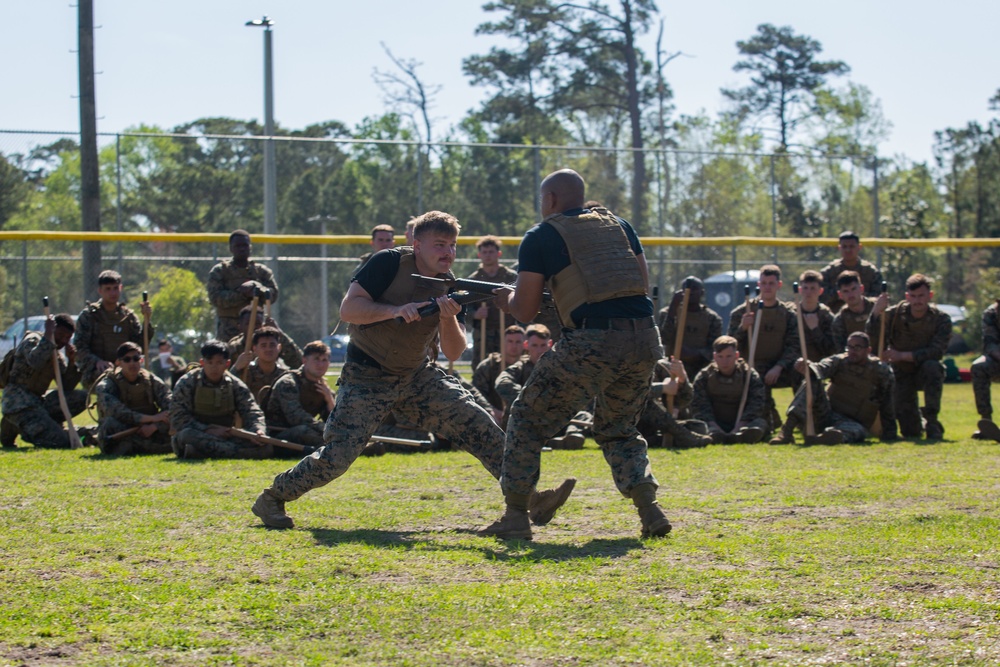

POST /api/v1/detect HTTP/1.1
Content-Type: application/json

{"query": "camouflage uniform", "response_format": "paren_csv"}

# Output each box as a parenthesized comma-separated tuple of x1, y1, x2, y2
(264, 248, 507, 504)
(867, 301, 951, 437)
(496, 356, 591, 444)
(467, 264, 518, 366)
(728, 298, 800, 428)
(227, 330, 303, 370)
(94, 368, 172, 455)
(832, 298, 876, 352)
(473, 352, 526, 413)
(637, 360, 709, 447)
(239, 361, 288, 403)
(971, 301, 1000, 419)
(207, 259, 279, 341)
(658, 303, 723, 380)
(820, 258, 882, 312)
(73, 302, 150, 388)
(264, 367, 330, 448)
(501, 206, 660, 499)
(0, 332, 86, 448)
(798, 302, 837, 362)
(784, 355, 896, 442)
(691, 361, 769, 439)
(170, 368, 270, 458)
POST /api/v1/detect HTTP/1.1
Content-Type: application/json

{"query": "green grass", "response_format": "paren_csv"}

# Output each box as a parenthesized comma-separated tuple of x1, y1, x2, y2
(2, 383, 999, 666)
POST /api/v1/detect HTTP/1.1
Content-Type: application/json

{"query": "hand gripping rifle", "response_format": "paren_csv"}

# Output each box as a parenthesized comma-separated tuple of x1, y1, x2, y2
(43, 296, 83, 450)
(667, 287, 691, 416)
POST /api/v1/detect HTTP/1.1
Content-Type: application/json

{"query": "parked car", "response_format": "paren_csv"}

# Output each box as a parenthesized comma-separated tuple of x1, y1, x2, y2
(321, 334, 350, 363)
(0, 316, 64, 358)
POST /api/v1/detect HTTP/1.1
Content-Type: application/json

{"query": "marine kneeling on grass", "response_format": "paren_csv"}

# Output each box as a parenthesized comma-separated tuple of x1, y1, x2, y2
(169, 340, 270, 459)
(94, 342, 172, 455)
(0, 313, 86, 449)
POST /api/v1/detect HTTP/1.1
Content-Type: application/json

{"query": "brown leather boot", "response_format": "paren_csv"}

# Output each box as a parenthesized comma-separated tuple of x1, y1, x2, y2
(528, 478, 576, 525)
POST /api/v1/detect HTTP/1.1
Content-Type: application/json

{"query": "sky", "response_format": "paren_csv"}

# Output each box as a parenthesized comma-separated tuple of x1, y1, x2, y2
(3, 1, 999, 165)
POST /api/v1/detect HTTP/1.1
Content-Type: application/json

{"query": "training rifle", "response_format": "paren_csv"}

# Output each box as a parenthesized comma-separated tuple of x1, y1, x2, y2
(793, 282, 816, 438)
(233, 428, 431, 454)
(667, 287, 691, 416)
(43, 296, 83, 450)
(732, 285, 759, 432)
(142, 290, 150, 370)
(241, 295, 260, 383)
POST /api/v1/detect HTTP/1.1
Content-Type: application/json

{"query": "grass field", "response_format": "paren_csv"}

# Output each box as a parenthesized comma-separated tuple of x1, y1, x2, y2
(2, 383, 999, 666)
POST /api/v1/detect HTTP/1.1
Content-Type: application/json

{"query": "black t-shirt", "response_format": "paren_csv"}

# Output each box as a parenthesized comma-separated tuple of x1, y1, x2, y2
(517, 209, 653, 324)
(352, 248, 467, 325)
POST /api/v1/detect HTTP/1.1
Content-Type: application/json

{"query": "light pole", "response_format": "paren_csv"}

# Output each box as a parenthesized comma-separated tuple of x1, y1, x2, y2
(246, 15, 279, 320)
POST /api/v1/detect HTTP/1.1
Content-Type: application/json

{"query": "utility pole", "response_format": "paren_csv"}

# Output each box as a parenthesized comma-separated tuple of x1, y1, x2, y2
(79, 0, 102, 303)
(246, 16, 279, 320)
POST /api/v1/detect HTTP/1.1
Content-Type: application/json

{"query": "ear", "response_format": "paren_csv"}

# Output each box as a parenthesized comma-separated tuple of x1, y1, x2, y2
(224, 359, 232, 369)
(199, 359, 206, 368)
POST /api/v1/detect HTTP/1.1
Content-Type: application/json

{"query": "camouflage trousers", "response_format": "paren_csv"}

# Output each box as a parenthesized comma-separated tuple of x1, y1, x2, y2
(268, 360, 505, 502)
(98, 417, 172, 455)
(637, 397, 708, 446)
(971, 355, 1000, 419)
(174, 428, 273, 459)
(894, 360, 944, 437)
(502, 323, 662, 498)
(2, 389, 87, 449)
(753, 364, 799, 431)
(784, 377, 868, 443)
(269, 423, 325, 449)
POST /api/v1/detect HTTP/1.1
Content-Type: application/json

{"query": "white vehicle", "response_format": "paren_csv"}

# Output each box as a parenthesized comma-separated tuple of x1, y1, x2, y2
(0, 316, 49, 358)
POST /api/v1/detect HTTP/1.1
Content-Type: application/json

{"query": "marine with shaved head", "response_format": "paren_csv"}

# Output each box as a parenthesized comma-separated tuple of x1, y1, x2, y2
(483, 169, 670, 540)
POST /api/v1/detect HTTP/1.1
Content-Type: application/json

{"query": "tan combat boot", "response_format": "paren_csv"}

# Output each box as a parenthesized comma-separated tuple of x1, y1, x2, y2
(631, 483, 672, 538)
(528, 478, 576, 525)
(479, 492, 533, 540)
(252, 489, 294, 529)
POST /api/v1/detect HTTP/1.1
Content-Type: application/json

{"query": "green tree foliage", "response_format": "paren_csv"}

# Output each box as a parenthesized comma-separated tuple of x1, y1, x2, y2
(723, 23, 850, 150)
(144, 266, 214, 358)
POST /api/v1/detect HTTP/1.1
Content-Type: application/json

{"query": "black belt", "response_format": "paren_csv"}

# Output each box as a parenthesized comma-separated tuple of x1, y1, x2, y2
(345, 343, 383, 370)
(576, 316, 656, 331)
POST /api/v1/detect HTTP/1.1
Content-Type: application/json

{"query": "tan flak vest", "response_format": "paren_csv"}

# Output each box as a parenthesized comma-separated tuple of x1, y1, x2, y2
(9, 332, 57, 396)
(265, 369, 327, 427)
(348, 250, 451, 375)
(193, 372, 237, 427)
(838, 299, 874, 339)
(107, 368, 158, 417)
(753, 301, 791, 366)
(887, 302, 943, 373)
(677, 309, 714, 363)
(84, 303, 135, 362)
(706, 362, 748, 428)
(827, 358, 881, 429)
(544, 207, 647, 328)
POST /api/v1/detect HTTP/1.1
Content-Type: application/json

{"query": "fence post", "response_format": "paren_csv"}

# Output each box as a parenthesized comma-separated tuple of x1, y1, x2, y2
(532, 146, 541, 218)
(770, 154, 778, 264)
(116, 134, 123, 275)
(22, 240, 28, 323)
(872, 156, 882, 270)
(417, 142, 424, 214)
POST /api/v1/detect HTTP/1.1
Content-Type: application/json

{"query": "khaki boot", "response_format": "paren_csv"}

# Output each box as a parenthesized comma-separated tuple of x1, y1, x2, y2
(252, 489, 294, 529)
(479, 495, 532, 540)
(528, 478, 576, 526)
(631, 483, 672, 538)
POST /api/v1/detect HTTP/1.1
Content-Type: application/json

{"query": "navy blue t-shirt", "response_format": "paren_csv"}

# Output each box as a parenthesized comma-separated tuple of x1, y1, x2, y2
(517, 209, 653, 324)
(352, 248, 467, 325)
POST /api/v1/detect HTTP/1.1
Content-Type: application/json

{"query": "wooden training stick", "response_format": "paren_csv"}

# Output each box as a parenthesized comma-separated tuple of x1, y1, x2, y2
(878, 281, 888, 357)
(499, 310, 507, 372)
(733, 285, 760, 431)
(479, 308, 487, 367)
(667, 287, 691, 415)
(793, 283, 816, 438)
(233, 428, 431, 452)
(241, 296, 260, 383)
(43, 296, 83, 450)
(142, 290, 150, 370)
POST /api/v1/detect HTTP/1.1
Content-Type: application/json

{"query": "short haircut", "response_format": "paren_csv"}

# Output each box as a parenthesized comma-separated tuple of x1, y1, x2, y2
(53, 313, 75, 332)
(760, 264, 782, 280)
(836, 270, 861, 288)
(906, 274, 932, 292)
(504, 325, 526, 337)
(239, 304, 265, 319)
(847, 331, 871, 346)
(681, 276, 704, 290)
(201, 340, 230, 360)
(303, 340, 330, 357)
(157, 339, 170, 347)
(251, 326, 281, 346)
(713, 335, 739, 353)
(117, 341, 142, 359)
(98, 270, 122, 286)
(839, 231, 860, 243)
(371, 224, 394, 238)
(799, 270, 822, 284)
(229, 229, 251, 243)
(412, 211, 460, 240)
(476, 235, 502, 251)
(525, 323, 551, 340)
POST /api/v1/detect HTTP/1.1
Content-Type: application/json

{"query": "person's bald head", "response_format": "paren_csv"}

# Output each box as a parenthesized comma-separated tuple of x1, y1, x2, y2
(540, 169, 585, 216)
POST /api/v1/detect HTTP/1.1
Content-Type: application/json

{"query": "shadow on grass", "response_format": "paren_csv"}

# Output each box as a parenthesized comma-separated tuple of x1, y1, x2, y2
(306, 526, 645, 561)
